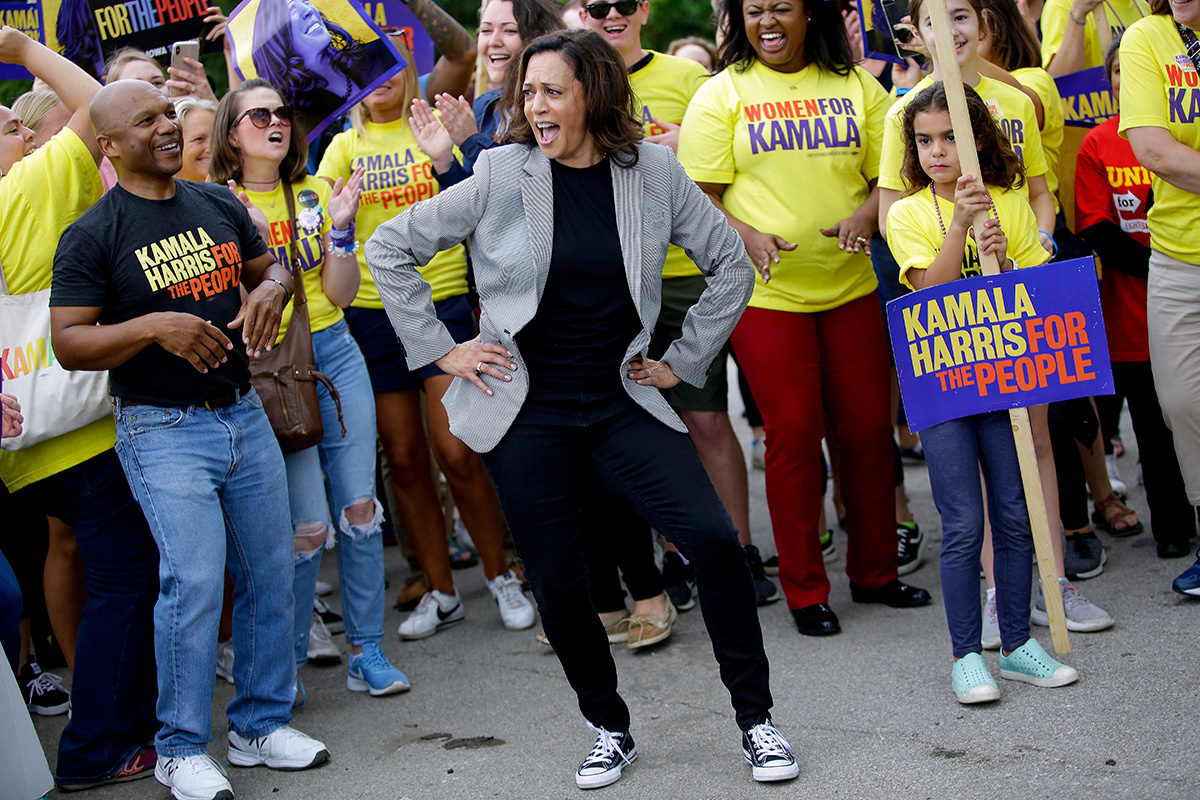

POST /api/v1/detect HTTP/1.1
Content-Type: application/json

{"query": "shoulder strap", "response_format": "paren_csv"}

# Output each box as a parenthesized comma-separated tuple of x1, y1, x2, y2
(281, 182, 307, 306)
(1177, 21, 1200, 73)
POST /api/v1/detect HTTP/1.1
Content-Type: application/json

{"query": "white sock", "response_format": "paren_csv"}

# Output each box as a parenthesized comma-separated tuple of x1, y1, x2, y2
(986, 587, 996, 601)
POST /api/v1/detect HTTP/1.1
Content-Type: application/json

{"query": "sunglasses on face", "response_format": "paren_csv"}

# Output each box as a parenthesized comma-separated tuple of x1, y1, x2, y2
(583, 0, 641, 19)
(233, 106, 295, 129)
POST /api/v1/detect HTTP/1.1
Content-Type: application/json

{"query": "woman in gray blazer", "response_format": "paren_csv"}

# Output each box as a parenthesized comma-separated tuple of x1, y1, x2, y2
(365, 30, 797, 789)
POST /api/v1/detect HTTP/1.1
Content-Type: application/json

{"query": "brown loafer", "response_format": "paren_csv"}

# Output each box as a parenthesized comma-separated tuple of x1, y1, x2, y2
(536, 611, 633, 647)
(627, 600, 678, 650)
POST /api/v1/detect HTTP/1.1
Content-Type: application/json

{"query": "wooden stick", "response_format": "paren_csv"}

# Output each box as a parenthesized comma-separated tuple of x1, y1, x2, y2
(926, 1, 1071, 654)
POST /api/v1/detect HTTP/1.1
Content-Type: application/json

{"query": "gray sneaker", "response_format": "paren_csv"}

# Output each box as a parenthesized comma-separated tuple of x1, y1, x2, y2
(1031, 578, 1114, 632)
(980, 594, 1001, 650)
(1063, 532, 1107, 580)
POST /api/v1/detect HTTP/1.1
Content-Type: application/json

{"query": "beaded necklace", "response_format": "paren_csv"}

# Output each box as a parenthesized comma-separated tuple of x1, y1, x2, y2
(930, 181, 999, 239)
(1101, 0, 1148, 31)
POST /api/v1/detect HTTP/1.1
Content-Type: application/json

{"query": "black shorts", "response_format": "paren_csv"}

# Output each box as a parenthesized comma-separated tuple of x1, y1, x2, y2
(344, 294, 476, 393)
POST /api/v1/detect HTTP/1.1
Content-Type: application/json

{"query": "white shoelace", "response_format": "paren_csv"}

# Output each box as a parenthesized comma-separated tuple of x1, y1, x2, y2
(493, 575, 525, 609)
(747, 723, 792, 763)
(27, 669, 65, 698)
(582, 723, 633, 768)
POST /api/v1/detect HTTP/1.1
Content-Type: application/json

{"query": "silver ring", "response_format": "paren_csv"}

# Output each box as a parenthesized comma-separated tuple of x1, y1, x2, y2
(855, 236, 868, 244)
(189, 85, 196, 93)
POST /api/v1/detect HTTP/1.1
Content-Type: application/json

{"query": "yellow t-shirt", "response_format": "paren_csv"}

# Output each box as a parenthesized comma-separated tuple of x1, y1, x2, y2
(316, 118, 469, 308)
(679, 60, 890, 313)
(629, 51, 709, 279)
(887, 185, 1048, 289)
(1118, 14, 1200, 263)
(879, 75, 1048, 198)
(238, 176, 343, 341)
(1013, 67, 1066, 201)
(1042, 0, 1150, 70)
(0, 128, 110, 493)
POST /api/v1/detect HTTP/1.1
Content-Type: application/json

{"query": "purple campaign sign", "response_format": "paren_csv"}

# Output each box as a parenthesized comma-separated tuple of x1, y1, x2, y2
(0, 0, 43, 80)
(1055, 67, 1116, 129)
(357, 0, 432, 75)
(887, 258, 1113, 432)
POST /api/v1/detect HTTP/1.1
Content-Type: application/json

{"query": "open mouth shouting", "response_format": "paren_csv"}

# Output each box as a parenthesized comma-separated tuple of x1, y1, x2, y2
(759, 31, 786, 54)
(535, 121, 560, 146)
(267, 130, 285, 145)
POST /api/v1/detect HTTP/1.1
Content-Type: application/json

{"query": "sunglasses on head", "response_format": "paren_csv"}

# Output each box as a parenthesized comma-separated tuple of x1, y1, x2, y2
(233, 106, 295, 129)
(583, 0, 641, 19)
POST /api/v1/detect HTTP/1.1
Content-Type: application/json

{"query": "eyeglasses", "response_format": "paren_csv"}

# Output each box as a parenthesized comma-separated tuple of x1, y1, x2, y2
(583, 0, 641, 19)
(233, 106, 295, 129)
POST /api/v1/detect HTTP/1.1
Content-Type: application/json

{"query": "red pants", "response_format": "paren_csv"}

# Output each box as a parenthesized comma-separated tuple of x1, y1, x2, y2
(731, 293, 897, 608)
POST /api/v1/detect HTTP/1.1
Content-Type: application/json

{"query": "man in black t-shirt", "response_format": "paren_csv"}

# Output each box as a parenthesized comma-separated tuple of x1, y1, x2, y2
(50, 80, 329, 800)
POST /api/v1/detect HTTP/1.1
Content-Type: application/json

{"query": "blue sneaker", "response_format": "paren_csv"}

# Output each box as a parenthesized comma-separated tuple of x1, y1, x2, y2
(998, 638, 1078, 688)
(1173, 554, 1200, 597)
(951, 652, 999, 704)
(347, 642, 410, 696)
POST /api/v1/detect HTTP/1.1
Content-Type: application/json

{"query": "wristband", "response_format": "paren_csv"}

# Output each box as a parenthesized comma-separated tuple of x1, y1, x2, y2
(330, 224, 356, 247)
(1038, 230, 1058, 256)
(1068, 10, 1087, 25)
(896, 87, 911, 97)
(327, 240, 361, 257)
(265, 277, 292, 305)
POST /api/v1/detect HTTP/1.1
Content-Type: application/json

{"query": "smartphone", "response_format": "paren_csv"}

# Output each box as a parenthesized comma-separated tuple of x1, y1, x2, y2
(169, 40, 201, 95)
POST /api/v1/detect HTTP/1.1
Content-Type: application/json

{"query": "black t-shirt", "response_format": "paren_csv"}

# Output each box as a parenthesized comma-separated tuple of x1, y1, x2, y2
(517, 156, 641, 392)
(51, 180, 270, 406)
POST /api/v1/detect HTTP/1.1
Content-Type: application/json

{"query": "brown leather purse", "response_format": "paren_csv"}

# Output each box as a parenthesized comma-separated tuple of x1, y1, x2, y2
(249, 183, 345, 454)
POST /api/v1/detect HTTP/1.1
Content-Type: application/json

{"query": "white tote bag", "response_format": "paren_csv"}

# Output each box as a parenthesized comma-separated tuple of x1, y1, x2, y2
(0, 263, 112, 452)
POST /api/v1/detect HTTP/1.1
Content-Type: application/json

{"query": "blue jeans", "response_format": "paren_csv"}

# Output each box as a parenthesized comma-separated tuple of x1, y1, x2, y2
(0, 548, 19, 674)
(115, 389, 295, 758)
(284, 319, 383, 665)
(920, 411, 1034, 658)
(15, 450, 160, 784)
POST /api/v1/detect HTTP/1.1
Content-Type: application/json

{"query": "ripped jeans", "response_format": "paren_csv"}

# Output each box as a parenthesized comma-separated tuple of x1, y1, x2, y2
(283, 319, 385, 665)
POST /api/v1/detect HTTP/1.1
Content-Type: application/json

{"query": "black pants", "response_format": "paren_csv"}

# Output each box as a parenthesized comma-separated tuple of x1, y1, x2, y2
(582, 484, 663, 612)
(482, 386, 772, 733)
(1112, 361, 1198, 547)
(17, 450, 160, 783)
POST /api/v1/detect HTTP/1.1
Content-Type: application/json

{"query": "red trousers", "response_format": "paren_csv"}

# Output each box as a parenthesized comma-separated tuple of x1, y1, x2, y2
(731, 293, 898, 608)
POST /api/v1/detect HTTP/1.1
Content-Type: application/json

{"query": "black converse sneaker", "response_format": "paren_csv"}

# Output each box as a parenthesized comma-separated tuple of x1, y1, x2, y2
(742, 721, 799, 782)
(575, 724, 637, 789)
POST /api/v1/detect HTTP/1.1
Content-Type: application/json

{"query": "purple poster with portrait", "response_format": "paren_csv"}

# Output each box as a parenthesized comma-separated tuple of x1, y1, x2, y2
(357, 0, 432, 75)
(886, 259, 1113, 432)
(227, 0, 407, 142)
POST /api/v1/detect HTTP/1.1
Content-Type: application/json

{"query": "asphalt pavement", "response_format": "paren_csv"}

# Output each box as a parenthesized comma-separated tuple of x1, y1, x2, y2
(31, 374, 1200, 799)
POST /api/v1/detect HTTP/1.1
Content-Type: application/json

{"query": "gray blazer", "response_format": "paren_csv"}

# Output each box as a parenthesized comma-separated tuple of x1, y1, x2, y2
(364, 142, 754, 453)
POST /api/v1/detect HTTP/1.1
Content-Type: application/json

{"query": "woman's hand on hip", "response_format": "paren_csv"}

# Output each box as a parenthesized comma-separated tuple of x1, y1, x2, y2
(627, 356, 680, 389)
(436, 337, 518, 396)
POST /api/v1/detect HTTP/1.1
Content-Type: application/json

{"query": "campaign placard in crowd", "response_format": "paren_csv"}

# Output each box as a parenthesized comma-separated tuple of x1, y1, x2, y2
(1056, 67, 1116, 128)
(357, 0, 431, 75)
(227, 0, 406, 143)
(856, 0, 915, 65)
(0, 0, 43, 79)
(85, 0, 209, 61)
(888, 258, 1113, 431)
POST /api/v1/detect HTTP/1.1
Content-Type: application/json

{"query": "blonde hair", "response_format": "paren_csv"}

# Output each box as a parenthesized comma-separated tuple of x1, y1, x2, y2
(12, 90, 62, 134)
(350, 36, 419, 141)
(174, 96, 218, 125)
(105, 47, 165, 82)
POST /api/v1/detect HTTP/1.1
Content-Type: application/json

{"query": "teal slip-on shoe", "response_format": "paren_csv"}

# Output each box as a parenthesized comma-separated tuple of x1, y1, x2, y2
(951, 652, 1000, 704)
(998, 638, 1079, 688)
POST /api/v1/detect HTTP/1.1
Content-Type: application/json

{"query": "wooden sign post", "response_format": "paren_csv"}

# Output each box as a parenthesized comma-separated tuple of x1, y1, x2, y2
(926, 2, 1071, 654)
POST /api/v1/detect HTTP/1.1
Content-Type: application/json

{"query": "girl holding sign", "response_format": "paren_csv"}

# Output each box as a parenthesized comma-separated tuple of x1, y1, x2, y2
(886, 82, 1080, 704)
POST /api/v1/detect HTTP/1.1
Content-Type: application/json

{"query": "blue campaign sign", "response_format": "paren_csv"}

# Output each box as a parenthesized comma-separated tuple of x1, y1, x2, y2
(0, 0, 44, 81)
(887, 258, 1114, 432)
(1056, 67, 1116, 128)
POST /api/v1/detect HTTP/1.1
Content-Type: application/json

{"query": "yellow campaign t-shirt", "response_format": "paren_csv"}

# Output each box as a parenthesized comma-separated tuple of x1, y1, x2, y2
(1042, 0, 1150, 70)
(629, 51, 709, 279)
(1118, 14, 1200, 263)
(679, 60, 891, 313)
(879, 75, 1048, 198)
(0, 128, 110, 493)
(1013, 67, 1066, 201)
(238, 175, 343, 341)
(316, 118, 469, 309)
(887, 185, 1048, 289)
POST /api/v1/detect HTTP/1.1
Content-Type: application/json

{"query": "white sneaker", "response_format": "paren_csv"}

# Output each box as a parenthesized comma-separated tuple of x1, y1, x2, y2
(314, 579, 333, 597)
(307, 610, 341, 663)
(215, 640, 234, 685)
(750, 439, 766, 471)
(155, 753, 233, 800)
(1106, 453, 1127, 495)
(981, 594, 1001, 650)
(227, 726, 330, 771)
(398, 590, 464, 640)
(487, 571, 536, 631)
